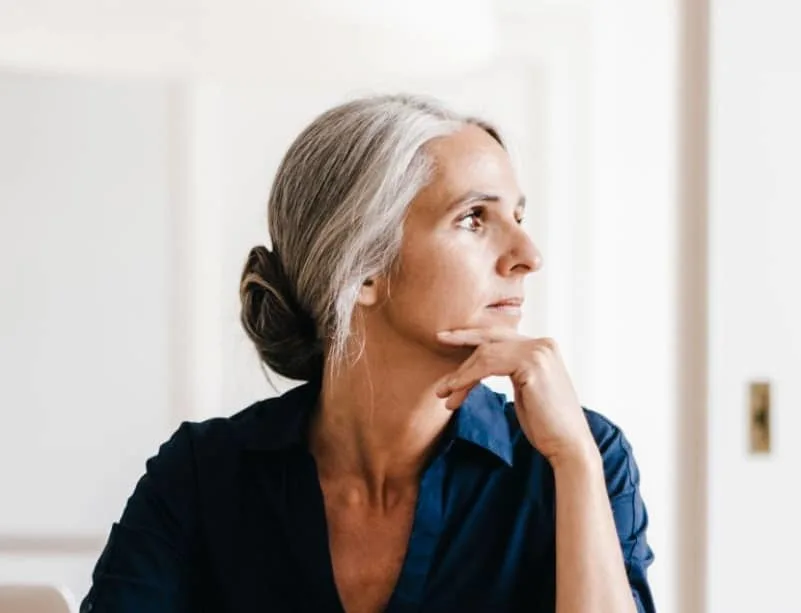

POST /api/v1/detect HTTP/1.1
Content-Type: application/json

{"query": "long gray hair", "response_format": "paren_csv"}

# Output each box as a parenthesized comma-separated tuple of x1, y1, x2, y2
(240, 94, 503, 381)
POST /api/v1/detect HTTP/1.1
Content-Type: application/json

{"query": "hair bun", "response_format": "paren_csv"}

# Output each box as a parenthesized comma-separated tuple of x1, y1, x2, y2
(239, 245, 323, 381)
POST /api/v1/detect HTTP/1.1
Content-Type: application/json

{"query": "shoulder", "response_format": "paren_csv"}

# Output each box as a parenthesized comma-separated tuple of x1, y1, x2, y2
(135, 401, 267, 504)
(503, 402, 643, 494)
(151, 382, 315, 476)
(159, 398, 271, 459)
(581, 408, 643, 494)
(582, 407, 632, 457)
(501, 401, 631, 454)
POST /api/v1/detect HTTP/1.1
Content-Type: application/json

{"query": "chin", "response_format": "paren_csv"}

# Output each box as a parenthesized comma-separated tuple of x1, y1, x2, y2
(483, 307, 523, 324)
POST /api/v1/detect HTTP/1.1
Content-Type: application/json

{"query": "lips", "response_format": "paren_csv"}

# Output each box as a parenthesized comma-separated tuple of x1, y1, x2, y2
(488, 297, 524, 307)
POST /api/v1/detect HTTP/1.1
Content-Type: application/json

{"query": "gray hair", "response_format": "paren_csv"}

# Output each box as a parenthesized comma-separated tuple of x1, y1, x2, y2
(240, 94, 503, 381)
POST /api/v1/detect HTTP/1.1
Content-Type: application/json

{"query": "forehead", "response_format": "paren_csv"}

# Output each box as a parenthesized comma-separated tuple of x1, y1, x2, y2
(411, 124, 519, 215)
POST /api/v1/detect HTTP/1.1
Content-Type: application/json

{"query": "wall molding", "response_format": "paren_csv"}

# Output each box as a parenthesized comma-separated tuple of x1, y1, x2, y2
(0, 535, 105, 556)
(676, 0, 710, 611)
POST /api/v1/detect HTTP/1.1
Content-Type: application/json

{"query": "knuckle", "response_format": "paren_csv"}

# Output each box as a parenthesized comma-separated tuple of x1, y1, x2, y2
(475, 351, 491, 369)
(475, 342, 492, 358)
(540, 337, 558, 351)
(525, 338, 558, 366)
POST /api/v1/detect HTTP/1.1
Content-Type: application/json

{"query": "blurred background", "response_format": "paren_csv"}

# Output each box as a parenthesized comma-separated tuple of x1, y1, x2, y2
(0, 0, 798, 611)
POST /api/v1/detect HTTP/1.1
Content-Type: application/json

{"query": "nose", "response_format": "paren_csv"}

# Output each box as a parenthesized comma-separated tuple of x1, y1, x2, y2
(497, 225, 543, 277)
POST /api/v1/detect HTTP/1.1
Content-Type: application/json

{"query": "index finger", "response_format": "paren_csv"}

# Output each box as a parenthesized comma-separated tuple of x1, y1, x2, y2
(436, 327, 526, 346)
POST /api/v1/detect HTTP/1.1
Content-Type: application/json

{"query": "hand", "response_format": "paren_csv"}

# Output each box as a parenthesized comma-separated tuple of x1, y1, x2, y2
(435, 328, 598, 465)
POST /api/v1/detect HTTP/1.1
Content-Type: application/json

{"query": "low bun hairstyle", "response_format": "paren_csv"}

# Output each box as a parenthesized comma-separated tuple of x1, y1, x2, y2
(240, 245, 323, 381)
(239, 94, 502, 381)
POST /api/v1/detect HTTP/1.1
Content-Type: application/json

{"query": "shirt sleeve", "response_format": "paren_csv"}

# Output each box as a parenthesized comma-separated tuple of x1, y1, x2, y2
(586, 410, 657, 613)
(79, 422, 201, 613)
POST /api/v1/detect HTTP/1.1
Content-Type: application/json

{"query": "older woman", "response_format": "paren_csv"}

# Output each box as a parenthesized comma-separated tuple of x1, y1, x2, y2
(81, 95, 655, 613)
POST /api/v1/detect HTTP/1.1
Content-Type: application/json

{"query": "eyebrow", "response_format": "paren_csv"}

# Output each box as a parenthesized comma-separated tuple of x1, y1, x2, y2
(446, 190, 527, 214)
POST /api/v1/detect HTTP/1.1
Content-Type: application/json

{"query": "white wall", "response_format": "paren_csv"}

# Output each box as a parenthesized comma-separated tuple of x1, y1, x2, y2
(584, 2, 679, 609)
(707, 1, 801, 611)
(0, 72, 181, 599)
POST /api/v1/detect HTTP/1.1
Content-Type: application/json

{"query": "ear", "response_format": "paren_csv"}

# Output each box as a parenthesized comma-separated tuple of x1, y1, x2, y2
(356, 277, 380, 307)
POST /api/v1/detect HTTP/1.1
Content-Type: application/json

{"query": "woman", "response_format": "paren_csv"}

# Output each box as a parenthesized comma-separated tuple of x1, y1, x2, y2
(81, 95, 655, 613)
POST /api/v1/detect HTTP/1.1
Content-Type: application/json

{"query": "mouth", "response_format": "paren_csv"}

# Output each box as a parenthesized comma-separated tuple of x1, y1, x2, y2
(488, 297, 523, 307)
(486, 297, 524, 317)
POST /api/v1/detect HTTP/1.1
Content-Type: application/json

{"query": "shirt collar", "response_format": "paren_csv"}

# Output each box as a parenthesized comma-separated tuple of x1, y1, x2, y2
(450, 383, 514, 466)
(242, 377, 514, 466)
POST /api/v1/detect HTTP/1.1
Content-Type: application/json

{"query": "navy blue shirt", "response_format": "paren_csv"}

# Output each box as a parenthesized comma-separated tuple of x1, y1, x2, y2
(81, 380, 656, 612)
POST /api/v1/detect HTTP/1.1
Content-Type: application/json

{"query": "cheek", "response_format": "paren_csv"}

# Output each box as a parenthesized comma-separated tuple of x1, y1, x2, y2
(400, 237, 458, 287)
(396, 240, 488, 314)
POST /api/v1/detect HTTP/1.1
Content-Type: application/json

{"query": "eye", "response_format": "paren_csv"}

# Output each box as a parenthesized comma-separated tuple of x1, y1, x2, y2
(456, 207, 485, 232)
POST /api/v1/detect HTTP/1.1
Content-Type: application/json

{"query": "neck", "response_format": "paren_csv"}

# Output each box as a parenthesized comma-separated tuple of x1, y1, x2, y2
(309, 331, 462, 502)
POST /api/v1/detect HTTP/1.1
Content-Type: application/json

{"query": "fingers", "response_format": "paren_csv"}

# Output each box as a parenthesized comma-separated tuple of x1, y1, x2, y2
(443, 387, 471, 411)
(437, 327, 525, 346)
(435, 347, 479, 411)
(434, 330, 553, 412)
(435, 345, 522, 411)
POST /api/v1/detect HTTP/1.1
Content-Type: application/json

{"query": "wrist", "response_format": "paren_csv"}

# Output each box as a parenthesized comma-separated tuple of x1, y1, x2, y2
(548, 439, 602, 475)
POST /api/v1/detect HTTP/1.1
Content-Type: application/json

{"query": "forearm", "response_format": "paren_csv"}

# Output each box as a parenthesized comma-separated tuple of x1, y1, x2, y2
(552, 449, 637, 613)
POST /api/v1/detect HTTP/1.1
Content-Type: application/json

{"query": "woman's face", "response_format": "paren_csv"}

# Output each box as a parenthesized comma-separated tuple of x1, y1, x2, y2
(367, 124, 542, 355)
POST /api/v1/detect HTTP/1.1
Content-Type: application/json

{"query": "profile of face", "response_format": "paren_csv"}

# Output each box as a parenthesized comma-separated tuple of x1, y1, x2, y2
(359, 124, 543, 357)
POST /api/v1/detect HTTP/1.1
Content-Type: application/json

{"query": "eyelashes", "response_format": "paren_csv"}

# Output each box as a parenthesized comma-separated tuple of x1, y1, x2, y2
(456, 206, 525, 232)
